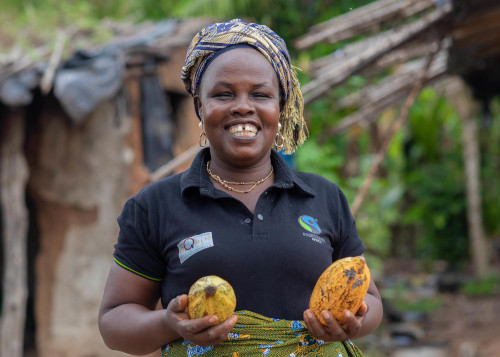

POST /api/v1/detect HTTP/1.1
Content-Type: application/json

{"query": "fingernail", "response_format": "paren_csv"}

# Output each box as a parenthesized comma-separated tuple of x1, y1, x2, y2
(209, 316, 217, 324)
(321, 311, 331, 321)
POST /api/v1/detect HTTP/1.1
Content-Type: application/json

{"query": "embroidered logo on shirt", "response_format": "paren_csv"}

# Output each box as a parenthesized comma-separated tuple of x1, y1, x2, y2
(299, 215, 326, 244)
(298, 215, 321, 234)
(178, 232, 214, 263)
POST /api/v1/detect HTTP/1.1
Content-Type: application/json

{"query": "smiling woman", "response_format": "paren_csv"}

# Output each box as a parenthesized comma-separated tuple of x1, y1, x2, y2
(98, 18, 383, 357)
(195, 47, 281, 177)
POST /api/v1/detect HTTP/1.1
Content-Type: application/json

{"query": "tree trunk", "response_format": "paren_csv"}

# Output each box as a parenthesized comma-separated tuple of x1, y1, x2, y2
(0, 109, 29, 357)
(445, 78, 490, 277)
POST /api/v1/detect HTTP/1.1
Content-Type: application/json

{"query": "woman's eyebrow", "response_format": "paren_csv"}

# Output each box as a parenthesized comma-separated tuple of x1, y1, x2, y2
(212, 81, 273, 88)
(213, 81, 232, 87)
(252, 83, 273, 89)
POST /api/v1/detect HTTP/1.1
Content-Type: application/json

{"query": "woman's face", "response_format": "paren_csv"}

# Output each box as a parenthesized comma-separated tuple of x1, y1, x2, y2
(195, 48, 281, 168)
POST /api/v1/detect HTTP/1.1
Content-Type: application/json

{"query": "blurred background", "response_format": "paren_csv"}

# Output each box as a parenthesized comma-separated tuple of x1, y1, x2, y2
(1, 1, 499, 356)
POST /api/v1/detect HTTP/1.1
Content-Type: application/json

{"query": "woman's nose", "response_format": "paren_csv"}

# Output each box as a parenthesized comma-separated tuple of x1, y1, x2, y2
(230, 95, 254, 115)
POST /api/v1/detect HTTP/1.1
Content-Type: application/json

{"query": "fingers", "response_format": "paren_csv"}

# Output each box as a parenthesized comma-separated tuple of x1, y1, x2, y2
(181, 315, 238, 347)
(342, 310, 362, 337)
(304, 308, 366, 342)
(165, 296, 238, 346)
(169, 294, 188, 313)
(356, 301, 369, 317)
(303, 309, 347, 342)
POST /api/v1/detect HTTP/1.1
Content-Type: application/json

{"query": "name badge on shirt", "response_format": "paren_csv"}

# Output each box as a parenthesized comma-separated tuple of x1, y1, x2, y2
(177, 232, 214, 263)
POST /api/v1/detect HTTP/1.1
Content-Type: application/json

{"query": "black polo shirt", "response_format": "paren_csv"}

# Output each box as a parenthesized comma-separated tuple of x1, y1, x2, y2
(114, 148, 365, 320)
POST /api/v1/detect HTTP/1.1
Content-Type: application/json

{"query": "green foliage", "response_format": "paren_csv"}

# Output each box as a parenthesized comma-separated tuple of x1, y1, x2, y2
(0, 0, 116, 52)
(461, 274, 500, 297)
(480, 98, 500, 236)
(163, 0, 376, 55)
(400, 88, 469, 267)
(393, 295, 444, 313)
(0, 0, 375, 56)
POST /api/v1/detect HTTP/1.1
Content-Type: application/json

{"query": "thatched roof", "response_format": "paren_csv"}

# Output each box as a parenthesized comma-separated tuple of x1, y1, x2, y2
(294, 0, 500, 135)
(0, 18, 212, 122)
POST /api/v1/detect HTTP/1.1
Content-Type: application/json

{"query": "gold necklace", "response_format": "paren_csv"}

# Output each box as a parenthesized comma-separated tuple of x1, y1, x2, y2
(206, 161, 273, 194)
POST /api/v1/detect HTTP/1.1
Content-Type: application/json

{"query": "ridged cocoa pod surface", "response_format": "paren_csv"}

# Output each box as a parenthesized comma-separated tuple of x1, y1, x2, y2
(309, 256, 370, 325)
(187, 275, 236, 324)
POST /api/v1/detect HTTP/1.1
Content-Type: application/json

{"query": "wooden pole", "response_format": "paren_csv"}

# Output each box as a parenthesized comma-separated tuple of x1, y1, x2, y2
(0, 109, 29, 357)
(40, 30, 68, 95)
(351, 44, 440, 217)
(444, 78, 490, 277)
(150, 144, 201, 182)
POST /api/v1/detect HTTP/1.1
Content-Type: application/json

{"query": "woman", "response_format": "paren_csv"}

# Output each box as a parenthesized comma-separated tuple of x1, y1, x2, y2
(98, 19, 383, 356)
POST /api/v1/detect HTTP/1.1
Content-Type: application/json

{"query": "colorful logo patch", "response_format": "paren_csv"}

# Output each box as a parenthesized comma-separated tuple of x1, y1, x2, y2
(298, 215, 321, 234)
(177, 232, 213, 263)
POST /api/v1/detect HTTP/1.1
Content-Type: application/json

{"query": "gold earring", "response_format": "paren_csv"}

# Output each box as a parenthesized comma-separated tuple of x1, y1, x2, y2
(274, 123, 284, 150)
(199, 121, 209, 147)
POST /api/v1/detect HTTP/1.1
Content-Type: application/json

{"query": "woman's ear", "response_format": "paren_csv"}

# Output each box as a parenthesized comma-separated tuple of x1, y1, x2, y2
(194, 95, 203, 118)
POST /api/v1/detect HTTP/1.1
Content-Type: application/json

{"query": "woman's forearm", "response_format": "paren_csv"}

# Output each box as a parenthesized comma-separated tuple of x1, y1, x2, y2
(99, 304, 179, 355)
(356, 287, 384, 339)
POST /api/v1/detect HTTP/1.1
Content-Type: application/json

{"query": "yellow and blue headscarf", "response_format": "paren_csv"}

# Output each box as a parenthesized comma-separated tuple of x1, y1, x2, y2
(181, 18, 308, 154)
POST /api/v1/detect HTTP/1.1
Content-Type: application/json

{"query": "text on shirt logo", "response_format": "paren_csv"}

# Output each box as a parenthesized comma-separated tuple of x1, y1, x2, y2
(298, 215, 325, 244)
(177, 232, 214, 263)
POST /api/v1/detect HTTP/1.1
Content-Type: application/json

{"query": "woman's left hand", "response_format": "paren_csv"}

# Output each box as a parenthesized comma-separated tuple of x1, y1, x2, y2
(303, 302, 368, 342)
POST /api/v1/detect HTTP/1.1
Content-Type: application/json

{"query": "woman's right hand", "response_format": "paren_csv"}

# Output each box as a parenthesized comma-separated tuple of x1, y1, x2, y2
(165, 294, 238, 347)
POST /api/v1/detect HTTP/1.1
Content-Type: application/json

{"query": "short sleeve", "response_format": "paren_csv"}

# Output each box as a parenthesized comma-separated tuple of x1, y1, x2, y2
(113, 197, 164, 281)
(332, 188, 366, 260)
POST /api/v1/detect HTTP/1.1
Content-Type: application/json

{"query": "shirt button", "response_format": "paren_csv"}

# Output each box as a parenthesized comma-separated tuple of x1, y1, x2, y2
(257, 214, 264, 221)
(245, 218, 251, 224)
(201, 187, 208, 192)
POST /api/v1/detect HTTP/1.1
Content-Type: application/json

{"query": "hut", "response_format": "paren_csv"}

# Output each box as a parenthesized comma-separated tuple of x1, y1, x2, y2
(0, 17, 212, 357)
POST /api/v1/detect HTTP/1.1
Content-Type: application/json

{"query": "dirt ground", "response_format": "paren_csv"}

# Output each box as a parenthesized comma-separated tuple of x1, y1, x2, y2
(373, 258, 500, 357)
(421, 293, 500, 357)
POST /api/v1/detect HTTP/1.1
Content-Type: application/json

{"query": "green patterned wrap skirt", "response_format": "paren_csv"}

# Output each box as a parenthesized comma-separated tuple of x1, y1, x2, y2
(161, 310, 365, 357)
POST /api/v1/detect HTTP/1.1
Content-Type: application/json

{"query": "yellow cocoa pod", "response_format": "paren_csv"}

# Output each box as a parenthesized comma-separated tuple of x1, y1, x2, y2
(187, 275, 236, 324)
(309, 256, 370, 325)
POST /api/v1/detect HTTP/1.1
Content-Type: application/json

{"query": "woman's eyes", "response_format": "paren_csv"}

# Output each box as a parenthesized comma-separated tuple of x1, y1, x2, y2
(211, 91, 272, 100)
(213, 92, 232, 98)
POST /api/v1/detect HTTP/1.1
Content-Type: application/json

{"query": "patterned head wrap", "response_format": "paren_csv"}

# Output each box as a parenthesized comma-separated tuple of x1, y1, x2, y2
(181, 18, 308, 154)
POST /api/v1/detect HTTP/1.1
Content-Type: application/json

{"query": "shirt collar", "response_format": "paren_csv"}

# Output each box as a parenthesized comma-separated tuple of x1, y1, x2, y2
(180, 148, 315, 198)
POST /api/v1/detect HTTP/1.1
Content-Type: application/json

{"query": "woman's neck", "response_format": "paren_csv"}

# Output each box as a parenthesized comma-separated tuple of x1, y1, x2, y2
(207, 153, 274, 184)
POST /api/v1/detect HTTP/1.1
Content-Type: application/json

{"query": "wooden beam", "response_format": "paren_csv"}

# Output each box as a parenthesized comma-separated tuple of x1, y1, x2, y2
(444, 78, 491, 277)
(0, 109, 29, 357)
(320, 50, 448, 139)
(40, 30, 68, 95)
(150, 144, 201, 182)
(337, 49, 449, 109)
(350, 47, 441, 217)
(294, 0, 435, 50)
(301, 3, 452, 105)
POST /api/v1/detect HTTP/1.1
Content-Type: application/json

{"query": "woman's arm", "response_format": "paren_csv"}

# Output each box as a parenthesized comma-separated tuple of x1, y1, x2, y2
(98, 263, 237, 355)
(303, 259, 383, 342)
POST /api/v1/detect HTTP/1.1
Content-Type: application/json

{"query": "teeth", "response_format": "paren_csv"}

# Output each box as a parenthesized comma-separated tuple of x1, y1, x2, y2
(228, 124, 257, 137)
